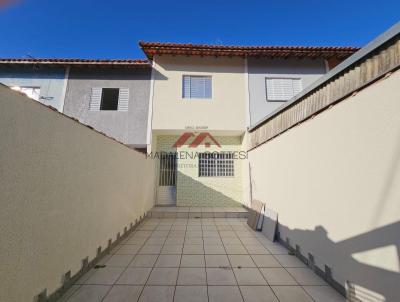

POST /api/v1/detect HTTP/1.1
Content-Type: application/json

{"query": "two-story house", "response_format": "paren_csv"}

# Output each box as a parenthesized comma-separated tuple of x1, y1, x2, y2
(0, 59, 152, 150)
(140, 42, 357, 207)
(62, 60, 151, 149)
(0, 44, 357, 207)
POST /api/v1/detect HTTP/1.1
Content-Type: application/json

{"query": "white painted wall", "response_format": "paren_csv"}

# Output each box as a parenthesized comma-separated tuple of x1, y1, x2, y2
(0, 84, 156, 302)
(248, 70, 400, 301)
(0, 65, 68, 112)
(151, 55, 246, 132)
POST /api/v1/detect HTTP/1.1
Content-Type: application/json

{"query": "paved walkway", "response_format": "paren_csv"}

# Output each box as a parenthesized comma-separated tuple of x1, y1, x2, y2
(59, 217, 344, 302)
(149, 206, 248, 218)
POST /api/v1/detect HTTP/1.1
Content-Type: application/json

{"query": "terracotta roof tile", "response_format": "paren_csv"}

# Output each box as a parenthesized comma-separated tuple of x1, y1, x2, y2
(0, 58, 150, 66)
(139, 41, 360, 60)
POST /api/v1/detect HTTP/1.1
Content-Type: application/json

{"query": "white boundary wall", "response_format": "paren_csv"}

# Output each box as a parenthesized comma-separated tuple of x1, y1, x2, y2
(0, 85, 155, 302)
(248, 70, 400, 301)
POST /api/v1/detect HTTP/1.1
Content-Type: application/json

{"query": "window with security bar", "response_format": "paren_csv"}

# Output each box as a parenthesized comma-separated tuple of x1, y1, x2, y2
(199, 153, 234, 177)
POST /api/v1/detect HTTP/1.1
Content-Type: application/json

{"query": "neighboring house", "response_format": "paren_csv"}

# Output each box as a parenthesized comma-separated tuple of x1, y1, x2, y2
(0, 59, 69, 112)
(0, 58, 152, 149)
(62, 60, 151, 149)
(140, 42, 357, 207)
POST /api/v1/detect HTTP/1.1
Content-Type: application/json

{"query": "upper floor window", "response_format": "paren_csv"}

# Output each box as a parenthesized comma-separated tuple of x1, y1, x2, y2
(101, 88, 119, 110)
(11, 86, 41, 101)
(89, 88, 129, 111)
(183, 75, 212, 99)
(265, 78, 302, 102)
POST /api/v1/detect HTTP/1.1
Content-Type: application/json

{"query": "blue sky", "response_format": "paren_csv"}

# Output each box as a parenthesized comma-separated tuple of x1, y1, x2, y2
(0, 0, 399, 59)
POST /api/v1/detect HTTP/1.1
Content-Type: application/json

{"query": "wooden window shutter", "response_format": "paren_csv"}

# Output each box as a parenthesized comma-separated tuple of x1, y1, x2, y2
(118, 88, 129, 111)
(89, 87, 102, 111)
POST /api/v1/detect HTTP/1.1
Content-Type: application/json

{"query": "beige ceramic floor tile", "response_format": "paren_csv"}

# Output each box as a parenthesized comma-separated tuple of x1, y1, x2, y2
(129, 255, 158, 267)
(260, 268, 297, 285)
(139, 245, 162, 254)
(180, 255, 205, 267)
(240, 285, 279, 302)
(103, 254, 135, 267)
(233, 268, 267, 285)
(286, 268, 327, 285)
(271, 286, 313, 302)
(67, 285, 111, 302)
(245, 244, 271, 255)
(177, 268, 207, 285)
(206, 267, 237, 285)
(274, 255, 307, 268)
(251, 255, 281, 268)
(183, 244, 204, 254)
(204, 245, 226, 254)
(208, 286, 244, 302)
(102, 285, 143, 302)
(138, 286, 174, 302)
(224, 244, 248, 254)
(303, 286, 345, 302)
(115, 268, 152, 285)
(155, 254, 181, 267)
(205, 254, 231, 268)
(174, 286, 208, 302)
(84, 267, 125, 285)
(114, 245, 141, 255)
(147, 268, 179, 285)
(228, 255, 256, 268)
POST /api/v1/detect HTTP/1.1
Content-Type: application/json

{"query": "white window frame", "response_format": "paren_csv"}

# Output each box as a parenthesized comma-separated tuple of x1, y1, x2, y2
(265, 77, 302, 102)
(182, 75, 212, 99)
(199, 152, 234, 177)
(89, 87, 129, 112)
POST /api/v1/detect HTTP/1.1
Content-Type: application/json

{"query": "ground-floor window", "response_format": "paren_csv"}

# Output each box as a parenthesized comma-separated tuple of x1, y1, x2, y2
(199, 152, 234, 177)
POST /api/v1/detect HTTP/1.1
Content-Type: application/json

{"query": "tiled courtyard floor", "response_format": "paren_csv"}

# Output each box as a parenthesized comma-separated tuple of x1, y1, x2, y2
(59, 217, 345, 302)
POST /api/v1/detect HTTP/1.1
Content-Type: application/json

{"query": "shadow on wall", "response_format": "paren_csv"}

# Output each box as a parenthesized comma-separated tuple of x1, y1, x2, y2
(266, 216, 400, 301)
(176, 171, 241, 207)
(69, 67, 152, 81)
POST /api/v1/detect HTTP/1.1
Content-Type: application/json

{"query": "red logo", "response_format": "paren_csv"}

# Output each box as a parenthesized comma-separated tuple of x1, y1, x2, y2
(173, 132, 221, 148)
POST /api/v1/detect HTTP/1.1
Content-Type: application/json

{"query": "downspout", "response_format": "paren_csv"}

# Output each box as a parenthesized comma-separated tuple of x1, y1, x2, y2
(60, 66, 70, 113)
(146, 58, 158, 206)
(146, 59, 155, 153)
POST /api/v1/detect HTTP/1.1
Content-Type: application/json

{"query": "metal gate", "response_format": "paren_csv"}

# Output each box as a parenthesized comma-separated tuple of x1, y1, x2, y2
(156, 153, 177, 205)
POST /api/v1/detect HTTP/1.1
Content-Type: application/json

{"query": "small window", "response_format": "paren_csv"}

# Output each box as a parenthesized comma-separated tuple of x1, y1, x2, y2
(90, 88, 129, 112)
(199, 153, 234, 177)
(11, 86, 41, 101)
(183, 75, 212, 99)
(100, 88, 119, 110)
(266, 78, 302, 102)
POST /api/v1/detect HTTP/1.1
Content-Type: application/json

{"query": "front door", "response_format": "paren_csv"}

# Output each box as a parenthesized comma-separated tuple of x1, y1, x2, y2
(156, 153, 177, 205)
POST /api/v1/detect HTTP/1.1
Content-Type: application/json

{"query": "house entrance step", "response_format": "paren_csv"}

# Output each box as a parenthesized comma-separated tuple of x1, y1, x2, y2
(148, 206, 248, 218)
